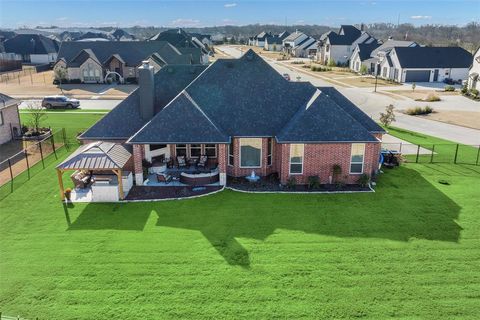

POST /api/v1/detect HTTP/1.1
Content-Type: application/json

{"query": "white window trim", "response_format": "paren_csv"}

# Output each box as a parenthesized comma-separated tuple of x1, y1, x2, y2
(228, 143, 234, 167)
(239, 138, 262, 168)
(289, 144, 304, 175)
(188, 144, 202, 158)
(175, 144, 187, 157)
(267, 138, 273, 167)
(350, 143, 365, 174)
(204, 144, 217, 158)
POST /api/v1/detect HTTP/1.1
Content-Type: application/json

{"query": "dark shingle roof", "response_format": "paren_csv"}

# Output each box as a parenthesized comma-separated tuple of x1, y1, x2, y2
(69, 49, 101, 67)
(370, 39, 417, 57)
(356, 42, 381, 61)
(79, 64, 207, 140)
(265, 35, 283, 45)
(57, 41, 193, 67)
(0, 93, 18, 110)
(129, 50, 380, 144)
(325, 25, 362, 45)
(3, 34, 58, 55)
(394, 46, 473, 68)
(318, 87, 385, 133)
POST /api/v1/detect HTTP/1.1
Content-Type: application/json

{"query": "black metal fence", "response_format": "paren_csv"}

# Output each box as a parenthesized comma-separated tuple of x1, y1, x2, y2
(0, 129, 80, 200)
(382, 142, 480, 165)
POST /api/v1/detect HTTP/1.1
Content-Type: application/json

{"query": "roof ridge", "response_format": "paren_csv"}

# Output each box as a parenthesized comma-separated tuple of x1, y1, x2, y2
(183, 90, 227, 138)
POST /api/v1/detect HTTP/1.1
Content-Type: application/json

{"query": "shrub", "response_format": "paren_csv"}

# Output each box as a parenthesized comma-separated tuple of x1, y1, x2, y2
(357, 174, 370, 187)
(286, 176, 297, 190)
(444, 85, 455, 92)
(405, 106, 433, 115)
(327, 58, 336, 67)
(359, 65, 368, 74)
(461, 85, 468, 94)
(425, 93, 441, 102)
(291, 60, 305, 65)
(470, 88, 479, 97)
(307, 176, 320, 189)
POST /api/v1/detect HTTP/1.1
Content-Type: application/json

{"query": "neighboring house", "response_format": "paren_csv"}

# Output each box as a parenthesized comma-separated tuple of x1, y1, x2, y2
(349, 42, 381, 73)
(468, 47, 480, 90)
(282, 31, 309, 56)
(282, 31, 318, 57)
(368, 39, 418, 75)
(149, 28, 209, 64)
(264, 31, 290, 52)
(0, 93, 21, 145)
(54, 41, 199, 83)
(253, 31, 272, 47)
(3, 34, 59, 64)
(190, 33, 213, 47)
(80, 49, 384, 188)
(0, 52, 22, 72)
(317, 25, 376, 65)
(380, 46, 473, 83)
(109, 28, 135, 41)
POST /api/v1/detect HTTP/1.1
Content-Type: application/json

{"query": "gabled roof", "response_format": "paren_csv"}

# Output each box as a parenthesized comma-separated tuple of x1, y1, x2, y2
(56, 41, 196, 67)
(356, 42, 381, 61)
(278, 31, 290, 39)
(69, 48, 101, 67)
(283, 31, 305, 42)
(3, 34, 58, 55)
(325, 25, 362, 45)
(0, 93, 18, 110)
(371, 39, 417, 57)
(79, 64, 207, 140)
(128, 50, 380, 144)
(265, 35, 283, 45)
(104, 53, 125, 65)
(393, 46, 473, 69)
(56, 142, 132, 170)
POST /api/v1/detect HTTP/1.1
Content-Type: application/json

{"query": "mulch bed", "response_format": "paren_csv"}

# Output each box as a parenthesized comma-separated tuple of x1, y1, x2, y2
(227, 177, 371, 193)
(125, 185, 223, 200)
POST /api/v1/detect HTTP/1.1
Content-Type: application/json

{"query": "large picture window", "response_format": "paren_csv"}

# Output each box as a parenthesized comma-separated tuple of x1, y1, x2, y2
(240, 138, 262, 168)
(189, 144, 201, 158)
(289, 144, 304, 174)
(204, 144, 217, 157)
(267, 138, 273, 166)
(176, 144, 187, 157)
(350, 143, 365, 174)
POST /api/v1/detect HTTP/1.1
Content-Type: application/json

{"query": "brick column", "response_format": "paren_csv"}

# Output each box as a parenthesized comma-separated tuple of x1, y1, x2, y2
(217, 144, 227, 185)
(279, 143, 290, 185)
(133, 144, 144, 185)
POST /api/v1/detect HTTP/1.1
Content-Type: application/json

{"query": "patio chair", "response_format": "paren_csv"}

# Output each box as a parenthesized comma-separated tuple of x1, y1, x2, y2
(70, 170, 91, 189)
(156, 173, 173, 184)
(177, 156, 187, 168)
(197, 155, 208, 168)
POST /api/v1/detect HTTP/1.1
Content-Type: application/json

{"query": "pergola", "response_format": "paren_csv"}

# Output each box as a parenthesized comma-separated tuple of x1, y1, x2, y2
(56, 142, 132, 201)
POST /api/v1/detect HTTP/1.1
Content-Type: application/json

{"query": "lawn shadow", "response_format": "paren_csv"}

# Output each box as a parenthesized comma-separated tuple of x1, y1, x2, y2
(67, 203, 151, 231)
(155, 166, 463, 267)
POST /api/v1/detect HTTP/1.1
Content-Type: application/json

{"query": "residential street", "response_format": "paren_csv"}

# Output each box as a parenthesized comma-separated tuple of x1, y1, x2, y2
(217, 45, 480, 145)
(18, 99, 122, 110)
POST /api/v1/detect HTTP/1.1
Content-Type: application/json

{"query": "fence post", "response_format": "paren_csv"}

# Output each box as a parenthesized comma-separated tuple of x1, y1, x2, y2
(62, 127, 69, 151)
(51, 133, 57, 159)
(399, 142, 402, 153)
(39, 141, 45, 168)
(454, 144, 459, 164)
(430, 144, 435, 163)
(8, 159, 14, 192)
(415, 145, 420, 163)
(25, 149, 30, 180)
(476, 145, 480, 166)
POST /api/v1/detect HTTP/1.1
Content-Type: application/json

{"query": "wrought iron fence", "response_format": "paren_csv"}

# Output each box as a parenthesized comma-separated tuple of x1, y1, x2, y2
(381, 142, 480, 165)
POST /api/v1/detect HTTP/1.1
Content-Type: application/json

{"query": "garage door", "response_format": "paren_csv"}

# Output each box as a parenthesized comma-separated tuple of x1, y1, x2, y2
(405, 70, 430, 82)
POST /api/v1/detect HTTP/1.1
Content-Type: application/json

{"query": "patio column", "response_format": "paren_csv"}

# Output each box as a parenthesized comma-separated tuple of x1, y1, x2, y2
(114, 169, 125, 200)
(217, 144, 227, 186)
(57, 169, 65, 201)
(133, 144, 144, 185)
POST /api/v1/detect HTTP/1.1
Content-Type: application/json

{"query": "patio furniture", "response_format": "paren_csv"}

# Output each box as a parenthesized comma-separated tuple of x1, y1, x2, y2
(188, 158, 198, 166)
(70, 170, 91, 189)
(180, 169, 219, 186)
(156, 173, 173, 184)
(177, 156, 187, 168)
(197, 155, 208, 168)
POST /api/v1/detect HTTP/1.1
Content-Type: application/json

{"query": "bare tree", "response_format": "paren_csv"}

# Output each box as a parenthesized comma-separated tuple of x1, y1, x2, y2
(26, 101, 47, 134)
(54, 66, 68, 94)
(379, 104, 396, 127)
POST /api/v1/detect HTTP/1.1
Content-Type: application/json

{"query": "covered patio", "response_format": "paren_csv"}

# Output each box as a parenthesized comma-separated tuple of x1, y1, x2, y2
(56, 142, 134, 202)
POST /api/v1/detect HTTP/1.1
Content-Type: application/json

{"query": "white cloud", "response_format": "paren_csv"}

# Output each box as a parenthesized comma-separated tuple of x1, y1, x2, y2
(224, 3, 237, 8)
(411, 15, 432, 20)
(56, 17, 68, 21)
(170, 18, 202, 27)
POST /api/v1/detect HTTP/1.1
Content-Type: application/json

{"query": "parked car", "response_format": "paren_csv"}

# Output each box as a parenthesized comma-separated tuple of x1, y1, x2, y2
(41, 96, 80, 109)
(282, 73, 291, 81)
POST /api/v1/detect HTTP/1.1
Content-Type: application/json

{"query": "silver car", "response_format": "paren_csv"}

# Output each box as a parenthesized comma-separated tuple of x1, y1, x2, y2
(41, 96, 80, 109)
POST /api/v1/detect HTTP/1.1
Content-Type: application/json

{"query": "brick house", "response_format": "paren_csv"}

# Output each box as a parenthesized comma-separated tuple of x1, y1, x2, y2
(0, 94, 21, 145)
(80, 49, 384, 188)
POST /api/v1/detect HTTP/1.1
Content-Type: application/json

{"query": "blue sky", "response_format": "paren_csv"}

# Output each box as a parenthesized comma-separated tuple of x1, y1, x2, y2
(0, 0, 478, 28)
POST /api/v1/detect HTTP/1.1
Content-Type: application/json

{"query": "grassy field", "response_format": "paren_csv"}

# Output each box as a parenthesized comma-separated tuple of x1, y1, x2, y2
(0, 123, 479, 318)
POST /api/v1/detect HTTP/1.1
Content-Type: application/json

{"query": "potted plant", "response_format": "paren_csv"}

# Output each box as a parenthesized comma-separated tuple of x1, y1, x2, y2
(64, 188, 72, 201)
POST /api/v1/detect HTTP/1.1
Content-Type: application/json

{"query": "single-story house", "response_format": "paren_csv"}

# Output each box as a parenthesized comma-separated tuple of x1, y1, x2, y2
(468, 47, 480, 91)
(380, 46, 473, 83)
(0, 93, 21, 145)
(2, 34, 59, 64)
(54, 41, 201, 83)
(78, 49, 384, 192)
(317, 25, 376, 65)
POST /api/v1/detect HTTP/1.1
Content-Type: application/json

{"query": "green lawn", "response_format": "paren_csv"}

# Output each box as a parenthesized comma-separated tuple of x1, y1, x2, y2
(0, 126, 479, 318)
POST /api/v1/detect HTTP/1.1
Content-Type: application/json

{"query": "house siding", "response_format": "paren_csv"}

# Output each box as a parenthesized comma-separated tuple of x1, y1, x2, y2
(0, 103, 21, 145)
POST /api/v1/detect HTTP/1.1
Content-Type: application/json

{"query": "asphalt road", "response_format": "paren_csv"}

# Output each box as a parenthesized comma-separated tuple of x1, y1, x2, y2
(217, 46, 480, 145)
(18, 99, 122, 110)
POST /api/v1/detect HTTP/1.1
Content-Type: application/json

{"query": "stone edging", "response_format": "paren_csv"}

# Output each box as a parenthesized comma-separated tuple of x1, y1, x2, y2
(121, 186, 225, 202)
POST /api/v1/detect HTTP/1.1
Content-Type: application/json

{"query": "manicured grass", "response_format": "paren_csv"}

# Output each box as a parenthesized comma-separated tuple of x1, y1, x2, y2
(20, 112, 104, 142)
(0, 129, 479, 318)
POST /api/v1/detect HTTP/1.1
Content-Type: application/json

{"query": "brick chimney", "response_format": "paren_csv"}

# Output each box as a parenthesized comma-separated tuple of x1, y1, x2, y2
(138, 60, 154, 121)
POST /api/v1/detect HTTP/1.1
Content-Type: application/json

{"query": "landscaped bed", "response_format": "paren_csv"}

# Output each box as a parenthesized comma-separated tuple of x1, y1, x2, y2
(125, 185, 223, 200)
(0, 126, 479, 319)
